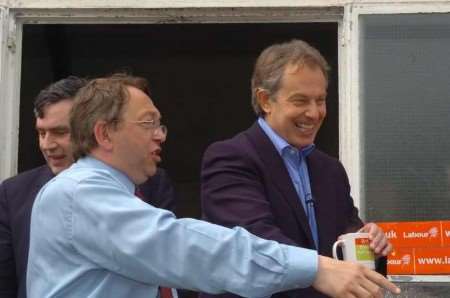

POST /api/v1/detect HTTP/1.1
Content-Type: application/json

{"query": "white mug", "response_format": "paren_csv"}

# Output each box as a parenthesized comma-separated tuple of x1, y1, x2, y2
(332, 232, 375, 270)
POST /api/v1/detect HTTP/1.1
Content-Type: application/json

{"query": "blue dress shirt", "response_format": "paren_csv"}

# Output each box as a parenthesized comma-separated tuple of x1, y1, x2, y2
(258, 118, 319, 248)
(27, 156, 318, 298)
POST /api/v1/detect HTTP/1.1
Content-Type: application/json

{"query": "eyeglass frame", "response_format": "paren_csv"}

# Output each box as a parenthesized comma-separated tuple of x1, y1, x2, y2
(115, 119, 167, 137)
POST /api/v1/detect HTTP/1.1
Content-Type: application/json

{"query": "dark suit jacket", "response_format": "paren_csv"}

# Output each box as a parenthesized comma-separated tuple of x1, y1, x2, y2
(0, 165, 177, 298)
(200, 122, 363, 298)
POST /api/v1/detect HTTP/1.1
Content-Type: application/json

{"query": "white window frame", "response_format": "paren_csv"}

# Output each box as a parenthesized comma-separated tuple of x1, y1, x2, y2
(341, 2, 450, 220)
(1, 1, 449, 218)
(0, 3, 344, 180)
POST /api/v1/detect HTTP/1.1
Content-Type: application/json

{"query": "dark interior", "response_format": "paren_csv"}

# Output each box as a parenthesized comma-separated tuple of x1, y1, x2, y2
(19, 23, 338, 219)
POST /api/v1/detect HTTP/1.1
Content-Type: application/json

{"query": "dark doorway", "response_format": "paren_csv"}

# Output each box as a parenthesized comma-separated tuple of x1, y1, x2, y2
(19, 23, 338, 219)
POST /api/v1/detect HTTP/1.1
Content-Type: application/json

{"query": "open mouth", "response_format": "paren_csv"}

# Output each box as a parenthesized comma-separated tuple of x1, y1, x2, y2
(151, 148, 162, 161)
(295, 122, 315, 133)
(47, 155, 65, 163)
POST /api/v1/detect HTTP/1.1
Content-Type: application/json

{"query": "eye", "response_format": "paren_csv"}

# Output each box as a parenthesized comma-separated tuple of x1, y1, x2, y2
(141, 120, 157, 129)
(37, 130, 46, 138)
(290, 98, 308, 107)
(315, 98, 326, 107)
(54, 128, 69, 136)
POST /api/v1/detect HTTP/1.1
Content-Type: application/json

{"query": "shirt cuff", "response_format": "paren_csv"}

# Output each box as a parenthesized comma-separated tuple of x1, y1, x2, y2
(281, 245, 318, 289)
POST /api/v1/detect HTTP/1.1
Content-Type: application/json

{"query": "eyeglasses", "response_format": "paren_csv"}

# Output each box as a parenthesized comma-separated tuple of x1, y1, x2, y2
(125, 119, 168, 137)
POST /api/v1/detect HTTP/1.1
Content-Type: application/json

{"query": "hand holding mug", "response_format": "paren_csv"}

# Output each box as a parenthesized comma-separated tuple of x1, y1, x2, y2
(359, 222, 393, 256)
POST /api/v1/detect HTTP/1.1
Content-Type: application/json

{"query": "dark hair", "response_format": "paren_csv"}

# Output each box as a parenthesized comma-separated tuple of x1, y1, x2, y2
(70, 73, 150, 160)
(34, 76, 88, 118)
(251, 39, 330, 116)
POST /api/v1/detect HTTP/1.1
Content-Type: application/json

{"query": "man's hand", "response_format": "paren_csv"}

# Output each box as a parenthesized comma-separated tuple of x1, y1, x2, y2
(359, 222, 392, 256)
(312, 256, 400, 298)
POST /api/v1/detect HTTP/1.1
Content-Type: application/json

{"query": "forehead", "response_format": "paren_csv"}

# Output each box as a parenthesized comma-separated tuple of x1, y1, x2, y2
(35, 100, 73, 128)
(124, 86, 160, 118)
(281, 63, 327, 86)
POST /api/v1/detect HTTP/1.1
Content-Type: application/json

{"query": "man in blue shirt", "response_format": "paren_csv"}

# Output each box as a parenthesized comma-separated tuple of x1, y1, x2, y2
(0, 76, 176, 298)
(200, 40, 393, 298)
(26, 73, 400, 298)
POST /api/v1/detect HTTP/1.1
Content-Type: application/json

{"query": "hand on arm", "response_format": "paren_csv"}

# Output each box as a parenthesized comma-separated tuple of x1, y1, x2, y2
(359, 222, 393, 257)
(312, 256, 400, 298)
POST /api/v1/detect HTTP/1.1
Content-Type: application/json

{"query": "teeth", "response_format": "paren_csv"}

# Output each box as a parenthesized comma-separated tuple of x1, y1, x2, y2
(296, 123, 314, 129)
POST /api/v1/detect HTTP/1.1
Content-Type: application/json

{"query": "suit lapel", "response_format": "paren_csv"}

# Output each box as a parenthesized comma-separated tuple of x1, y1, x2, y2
(245, 122, 316, 247)
(308, 152, 337, 254)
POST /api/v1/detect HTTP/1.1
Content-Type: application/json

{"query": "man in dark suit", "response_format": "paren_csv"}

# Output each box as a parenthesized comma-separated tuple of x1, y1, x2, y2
(200, 40, 392, 298)
(0, 77, 177, 298)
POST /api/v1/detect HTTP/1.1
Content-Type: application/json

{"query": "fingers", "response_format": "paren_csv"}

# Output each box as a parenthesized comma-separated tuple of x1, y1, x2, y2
(350, 280, 380, 298)
(365, 268, 401, 295)
(370, 229, 386, 254)
(381, 241, 393, 256)
(313, 256, 401, 298)
(362, 223, 393, 256)
(355, 265, 394, 298)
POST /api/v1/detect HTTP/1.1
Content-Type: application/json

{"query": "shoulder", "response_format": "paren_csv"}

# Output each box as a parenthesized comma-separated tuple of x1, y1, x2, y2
(1, 165, 52, 198)
(310, 149, 339, 164)
(0, 165, 53, 215)
(55, 163, 121, 190)
(204, 124, 261, 158)
(1, 165, 51, 187)
(309, 149, 348, 176)
(36, 164, 129, 209)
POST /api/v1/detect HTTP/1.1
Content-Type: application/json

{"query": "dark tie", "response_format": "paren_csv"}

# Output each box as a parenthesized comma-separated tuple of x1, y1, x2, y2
(134, 188, 176, 298)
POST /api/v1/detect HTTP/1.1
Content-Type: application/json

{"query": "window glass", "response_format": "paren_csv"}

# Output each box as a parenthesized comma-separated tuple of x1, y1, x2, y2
(360, 14, 450, 221)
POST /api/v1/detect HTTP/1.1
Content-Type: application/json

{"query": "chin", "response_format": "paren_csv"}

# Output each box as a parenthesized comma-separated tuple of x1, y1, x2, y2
(147, 168, 157, 178)
(50, 166, 64, 175)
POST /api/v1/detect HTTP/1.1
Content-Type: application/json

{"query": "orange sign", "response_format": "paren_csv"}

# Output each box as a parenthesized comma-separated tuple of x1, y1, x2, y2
(377, 221, 446, 248)
(414, 247, 450, 274)
(388, 247, 450, 275)
(442, 221, 450, 247)
(387, 248, 415, 275)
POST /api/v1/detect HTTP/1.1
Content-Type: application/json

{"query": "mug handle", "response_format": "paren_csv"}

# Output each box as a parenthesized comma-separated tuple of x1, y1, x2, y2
(332, 239, 345, 260)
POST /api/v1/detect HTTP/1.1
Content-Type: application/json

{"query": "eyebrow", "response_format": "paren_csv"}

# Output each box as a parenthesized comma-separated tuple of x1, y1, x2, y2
(36, 125, 69, 132)
(140, 111, 161, 120)
(287, 94, 309, 100)
(287, 93, 327, 100)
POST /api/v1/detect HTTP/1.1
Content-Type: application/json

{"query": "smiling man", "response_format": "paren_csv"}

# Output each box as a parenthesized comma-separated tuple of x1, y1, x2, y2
(200, 39, 393, 298)
(35, 95, 75, 174)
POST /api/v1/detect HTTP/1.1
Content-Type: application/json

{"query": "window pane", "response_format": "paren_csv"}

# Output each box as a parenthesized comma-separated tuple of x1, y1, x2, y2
(360, 14, 450, 221)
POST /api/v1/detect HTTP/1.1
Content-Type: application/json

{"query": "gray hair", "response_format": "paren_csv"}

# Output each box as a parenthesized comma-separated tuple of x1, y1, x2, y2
(70, 73, 150, 160)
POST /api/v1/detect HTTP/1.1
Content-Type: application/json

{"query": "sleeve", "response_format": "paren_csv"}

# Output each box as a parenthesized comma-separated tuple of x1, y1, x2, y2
(70, 175, 318, 298)
(138, 168, 177, 214)
(201, 141, 298, 246)
(0, 182, 18, 297)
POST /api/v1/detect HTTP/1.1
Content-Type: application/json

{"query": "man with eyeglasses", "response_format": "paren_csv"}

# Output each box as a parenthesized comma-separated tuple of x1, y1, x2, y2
(0, 76, 177, 298)
(200, 40, 393, 298)
(26, 73, 400, 298)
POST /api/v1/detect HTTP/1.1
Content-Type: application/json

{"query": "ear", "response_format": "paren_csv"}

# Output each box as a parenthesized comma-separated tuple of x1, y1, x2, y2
(256, 88, 272, 115)
(93, 120, 114, 151)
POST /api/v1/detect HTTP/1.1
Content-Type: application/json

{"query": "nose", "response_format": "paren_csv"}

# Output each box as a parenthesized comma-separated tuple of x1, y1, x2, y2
(305, 101, 324, 120)
(153, 126, 167, 143)
(40, 133, 57, 150)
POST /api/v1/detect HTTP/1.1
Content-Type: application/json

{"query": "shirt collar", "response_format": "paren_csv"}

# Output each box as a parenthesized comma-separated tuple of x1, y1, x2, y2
(257, 117, 315, 157)
(76, 156, 136, 194)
